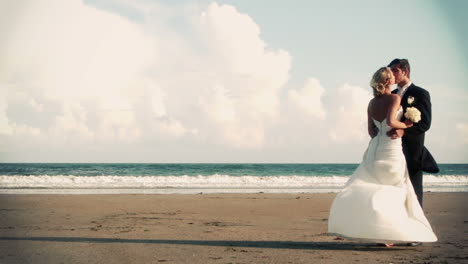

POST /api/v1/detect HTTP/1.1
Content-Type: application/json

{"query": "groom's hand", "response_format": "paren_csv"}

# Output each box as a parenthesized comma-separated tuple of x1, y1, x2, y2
(386, 128, 404, 139)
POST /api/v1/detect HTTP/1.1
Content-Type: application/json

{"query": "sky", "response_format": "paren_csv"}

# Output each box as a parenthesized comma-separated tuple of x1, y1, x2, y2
(0, 0, 467, 163)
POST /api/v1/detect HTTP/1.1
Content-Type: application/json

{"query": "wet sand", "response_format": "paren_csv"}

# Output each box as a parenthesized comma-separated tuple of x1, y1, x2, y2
(0, 192, 467, 263)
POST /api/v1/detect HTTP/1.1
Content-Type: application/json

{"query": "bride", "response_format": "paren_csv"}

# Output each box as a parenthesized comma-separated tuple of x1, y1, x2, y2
(328, 67, 437, 246)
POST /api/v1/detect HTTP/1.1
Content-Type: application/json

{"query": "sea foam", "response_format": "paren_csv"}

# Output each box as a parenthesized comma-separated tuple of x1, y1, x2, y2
(1, 174, 467, 194)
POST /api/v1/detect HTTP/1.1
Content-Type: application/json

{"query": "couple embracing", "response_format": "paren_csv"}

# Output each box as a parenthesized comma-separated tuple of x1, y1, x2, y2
(328, 59, 439, 246)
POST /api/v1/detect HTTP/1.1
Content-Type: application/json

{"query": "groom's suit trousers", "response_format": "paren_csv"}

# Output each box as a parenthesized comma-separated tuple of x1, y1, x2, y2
(402, 134, 425, 208)
(409, 170, 424, 207)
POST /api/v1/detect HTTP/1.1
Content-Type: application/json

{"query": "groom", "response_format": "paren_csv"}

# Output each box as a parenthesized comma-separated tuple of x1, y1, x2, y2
(387, 58, 439, 208)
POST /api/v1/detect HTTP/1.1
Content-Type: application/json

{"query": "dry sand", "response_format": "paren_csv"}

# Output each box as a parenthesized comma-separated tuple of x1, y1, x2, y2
(0, 192, 467, 263)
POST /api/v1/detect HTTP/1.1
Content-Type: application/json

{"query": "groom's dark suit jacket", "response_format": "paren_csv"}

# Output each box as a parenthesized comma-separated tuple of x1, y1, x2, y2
(393, 84, 439, 174)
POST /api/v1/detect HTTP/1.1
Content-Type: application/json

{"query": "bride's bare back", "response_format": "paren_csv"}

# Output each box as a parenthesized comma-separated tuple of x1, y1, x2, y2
(367, 93, 410, 137)
(368, 94, 399, 122)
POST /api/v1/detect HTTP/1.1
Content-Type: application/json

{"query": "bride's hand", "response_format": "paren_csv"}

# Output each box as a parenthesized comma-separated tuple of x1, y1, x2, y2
(404, 119, 413, 128)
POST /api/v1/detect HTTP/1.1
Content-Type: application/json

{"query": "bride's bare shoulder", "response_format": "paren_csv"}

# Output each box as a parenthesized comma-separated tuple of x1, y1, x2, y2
(388, 94, 401, 103)
(368, 97, 377, 108)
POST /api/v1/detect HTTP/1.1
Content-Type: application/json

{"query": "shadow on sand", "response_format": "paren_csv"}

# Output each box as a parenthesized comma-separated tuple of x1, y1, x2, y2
(0, 237, 406, 251)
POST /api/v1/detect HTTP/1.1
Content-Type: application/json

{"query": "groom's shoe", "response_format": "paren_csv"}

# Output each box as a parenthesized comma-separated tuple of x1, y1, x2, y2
(406, 242, 423, 246)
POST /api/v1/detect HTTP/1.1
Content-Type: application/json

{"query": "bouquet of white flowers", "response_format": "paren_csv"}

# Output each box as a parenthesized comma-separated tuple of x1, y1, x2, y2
(404, 107, 421, 123)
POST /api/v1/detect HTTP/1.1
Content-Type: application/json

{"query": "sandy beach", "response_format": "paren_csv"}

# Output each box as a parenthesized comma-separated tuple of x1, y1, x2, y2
(0, 192, 466, 263)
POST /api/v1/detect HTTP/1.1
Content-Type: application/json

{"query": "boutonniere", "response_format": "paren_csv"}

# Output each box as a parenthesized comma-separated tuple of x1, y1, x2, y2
(407, 96, 415, 105)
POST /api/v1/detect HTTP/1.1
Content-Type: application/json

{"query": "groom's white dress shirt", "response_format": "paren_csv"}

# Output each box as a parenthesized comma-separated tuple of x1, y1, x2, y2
(397, 82, 412, 98)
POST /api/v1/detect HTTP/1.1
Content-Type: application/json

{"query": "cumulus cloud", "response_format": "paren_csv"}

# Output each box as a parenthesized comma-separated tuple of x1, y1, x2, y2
(329, 84, 372, 142)
(192, 2, 291, 147)
(288, 78, 326, 120)
(199, 85, 237, 124)
(0, 0, 292, 161)
(0, 0, 164, 143)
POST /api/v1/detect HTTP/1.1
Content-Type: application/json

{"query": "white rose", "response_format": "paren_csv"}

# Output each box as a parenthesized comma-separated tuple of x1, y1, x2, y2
(407, 96, 415, 105)
(404, 107, 421, 123)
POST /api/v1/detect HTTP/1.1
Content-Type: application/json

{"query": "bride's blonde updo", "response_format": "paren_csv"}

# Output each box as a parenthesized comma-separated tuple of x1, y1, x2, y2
(370, 67, 393, 96)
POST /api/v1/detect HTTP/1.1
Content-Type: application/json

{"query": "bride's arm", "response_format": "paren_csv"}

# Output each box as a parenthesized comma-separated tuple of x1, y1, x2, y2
(367, 100, 378, 138)
(386, 95, 412, 129)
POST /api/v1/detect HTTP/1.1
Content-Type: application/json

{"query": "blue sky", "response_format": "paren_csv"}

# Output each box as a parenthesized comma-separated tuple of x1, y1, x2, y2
(0, 0, 467, 163)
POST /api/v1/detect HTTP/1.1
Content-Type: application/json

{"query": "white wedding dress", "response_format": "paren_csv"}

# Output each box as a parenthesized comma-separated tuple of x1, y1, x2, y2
(328, 108, 437, 243)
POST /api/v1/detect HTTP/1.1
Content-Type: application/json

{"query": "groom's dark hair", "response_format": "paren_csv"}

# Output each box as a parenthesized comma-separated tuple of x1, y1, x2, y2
(388, 58, 411, 78)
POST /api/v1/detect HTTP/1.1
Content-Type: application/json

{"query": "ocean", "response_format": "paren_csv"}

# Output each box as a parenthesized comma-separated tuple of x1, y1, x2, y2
(1, 163, 467, 194)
